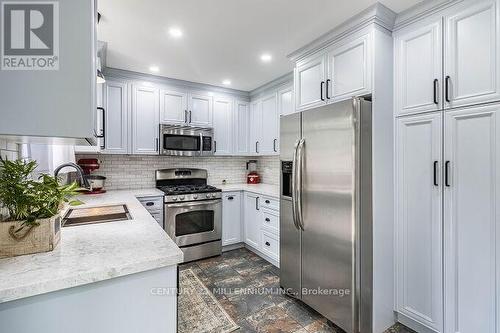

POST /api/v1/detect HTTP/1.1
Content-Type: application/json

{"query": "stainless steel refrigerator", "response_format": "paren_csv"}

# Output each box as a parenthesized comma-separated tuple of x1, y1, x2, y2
(280, 97, 373, 333)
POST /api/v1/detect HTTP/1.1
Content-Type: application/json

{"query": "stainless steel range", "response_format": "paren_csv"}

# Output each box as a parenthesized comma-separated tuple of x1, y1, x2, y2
(156, 168, 222, 262)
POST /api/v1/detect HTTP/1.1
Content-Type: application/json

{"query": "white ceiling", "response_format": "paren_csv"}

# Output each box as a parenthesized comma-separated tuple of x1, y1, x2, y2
(98, 0, 421, 91)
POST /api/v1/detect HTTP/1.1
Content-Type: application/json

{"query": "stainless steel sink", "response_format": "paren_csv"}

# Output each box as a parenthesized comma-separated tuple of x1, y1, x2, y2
(62, 204, 131, 227)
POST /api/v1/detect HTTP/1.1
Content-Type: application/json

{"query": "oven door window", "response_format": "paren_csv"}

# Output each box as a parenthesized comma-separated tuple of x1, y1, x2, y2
(175, 210, 214, 236)
(163, 134, 200, 151)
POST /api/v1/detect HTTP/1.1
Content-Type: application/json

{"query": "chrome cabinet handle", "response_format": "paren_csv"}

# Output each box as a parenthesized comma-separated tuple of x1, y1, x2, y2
(265, 200, 270, 204)
(445, 161, 451, 187)
(320, 81, 325, 101)
(255, 141, 259, 153)
(184, 110, 188, 123)
(227, 196, 234, 200)
(273, 139, 277, 152)
(199, 133, 203, 155)
(265, 241, 270, 247)
(146, 202, 154, 207)
(445, 76, 451, 103)
(265, 218, 270, 222)
(189, 111, 192, 123)
(256, 197, 260, 210)
(326, 79, 331, 100)
(214, 140, 217, 153)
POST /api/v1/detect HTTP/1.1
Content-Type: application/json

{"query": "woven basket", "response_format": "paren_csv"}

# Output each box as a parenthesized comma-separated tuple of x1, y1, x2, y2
(0, 214, 61, 258)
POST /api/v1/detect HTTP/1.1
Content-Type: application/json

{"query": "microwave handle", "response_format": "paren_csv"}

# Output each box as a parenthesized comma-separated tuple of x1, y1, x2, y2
(199, 133, 203, 155)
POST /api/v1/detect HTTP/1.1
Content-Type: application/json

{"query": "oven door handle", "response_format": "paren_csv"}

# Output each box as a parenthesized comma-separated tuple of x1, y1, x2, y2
(166, 199, 221, 208)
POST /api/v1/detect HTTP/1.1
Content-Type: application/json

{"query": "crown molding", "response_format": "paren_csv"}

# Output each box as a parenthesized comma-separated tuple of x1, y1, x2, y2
(249, 72, 293, 99)
(287, 3, 396, 63)
(103, 67, 251, 99)
(393, 0, 463, 31)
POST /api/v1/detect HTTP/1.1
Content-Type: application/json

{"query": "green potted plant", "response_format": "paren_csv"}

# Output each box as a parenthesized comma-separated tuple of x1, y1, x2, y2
(0, 157, 81, 258)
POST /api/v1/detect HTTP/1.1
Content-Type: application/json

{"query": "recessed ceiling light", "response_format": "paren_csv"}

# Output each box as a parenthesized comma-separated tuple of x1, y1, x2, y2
(169, 27, 183, 38)
(222, 79, 231, 86)
(260, 53, 272, 63)
(149, 66, 159, 73)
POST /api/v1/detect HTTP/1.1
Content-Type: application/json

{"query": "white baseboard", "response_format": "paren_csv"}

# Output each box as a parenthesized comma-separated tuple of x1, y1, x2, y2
(397, 312, 439, 333)
(222, 243, 245, 252)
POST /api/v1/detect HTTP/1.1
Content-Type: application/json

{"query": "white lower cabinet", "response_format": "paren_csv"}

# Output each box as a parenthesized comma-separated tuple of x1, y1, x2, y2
(222, 192, 242, 246)
(443, 104, 500, 333)
(244, 192, 261, 249)
(395, 103, 500, 333)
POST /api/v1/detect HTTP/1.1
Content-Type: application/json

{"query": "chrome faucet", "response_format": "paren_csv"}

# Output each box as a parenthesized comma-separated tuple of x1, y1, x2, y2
(54, 162, 91, 189)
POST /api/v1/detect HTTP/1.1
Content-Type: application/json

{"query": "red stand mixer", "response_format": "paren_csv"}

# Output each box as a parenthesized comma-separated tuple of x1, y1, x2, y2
(77, 158, 107, 194)
(246, 160, 260, 184)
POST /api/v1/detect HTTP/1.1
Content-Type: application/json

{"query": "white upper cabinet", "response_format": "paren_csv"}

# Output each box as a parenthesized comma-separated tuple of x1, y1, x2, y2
(213, 96, 233, 155)
(188, 93, 213, 127)
(235, 101, 250, 155)
(261, 93, 279, 155)
(395, 112, 443, 332)
(444, 0, 500, 109)
(103, 81, 129, 154)
(444, 103, 500, 333)
(250, 100, 263, 155)
(278, 86, 294, 116)
(131, 85, 160, 155)
(295, 54, 327, 111)
(395, 19, 443, 116)
(160, 90, 188, 125)
(327, 34, 372, 102)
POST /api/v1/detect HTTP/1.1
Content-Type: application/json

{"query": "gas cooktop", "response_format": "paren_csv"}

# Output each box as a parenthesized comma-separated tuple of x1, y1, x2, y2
(157, 184, 221, 196)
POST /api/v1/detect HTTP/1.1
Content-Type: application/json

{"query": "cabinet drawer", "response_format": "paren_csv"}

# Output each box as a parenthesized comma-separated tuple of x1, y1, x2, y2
(261, 231, 279, 260)
(262, 209, 279, 232)
(260, 196, 279, 211)
(138, 197, 163, 212)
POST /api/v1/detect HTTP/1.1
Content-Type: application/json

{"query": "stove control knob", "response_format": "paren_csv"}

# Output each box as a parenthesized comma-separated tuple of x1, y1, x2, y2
(179, 196, 185, 201)
(172, 197, 178, 201)
(206, 194, 211, 198)
(193, 194, 198, 199)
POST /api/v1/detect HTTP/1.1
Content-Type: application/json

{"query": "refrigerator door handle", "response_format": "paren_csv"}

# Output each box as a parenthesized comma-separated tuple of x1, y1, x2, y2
(291, 140, 300, 230)
(296, 138, 305, 230)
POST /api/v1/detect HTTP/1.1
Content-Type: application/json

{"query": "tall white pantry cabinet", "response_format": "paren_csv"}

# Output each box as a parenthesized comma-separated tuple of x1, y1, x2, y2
(394, 0, 500, 332)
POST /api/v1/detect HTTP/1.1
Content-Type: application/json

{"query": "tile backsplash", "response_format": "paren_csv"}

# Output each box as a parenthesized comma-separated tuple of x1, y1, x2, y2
(0, 140, 18, 160)
(76, 154, 280, 190)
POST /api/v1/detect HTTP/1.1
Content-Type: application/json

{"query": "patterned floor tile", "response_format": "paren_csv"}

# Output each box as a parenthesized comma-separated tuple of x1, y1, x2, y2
(245, 305, 303, 333)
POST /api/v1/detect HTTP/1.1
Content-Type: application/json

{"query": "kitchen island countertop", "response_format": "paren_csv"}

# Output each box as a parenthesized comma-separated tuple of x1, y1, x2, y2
(0, 189, 183, 304)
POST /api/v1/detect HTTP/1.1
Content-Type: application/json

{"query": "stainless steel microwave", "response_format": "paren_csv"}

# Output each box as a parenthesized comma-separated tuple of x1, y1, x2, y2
(159, 125, 214, 156)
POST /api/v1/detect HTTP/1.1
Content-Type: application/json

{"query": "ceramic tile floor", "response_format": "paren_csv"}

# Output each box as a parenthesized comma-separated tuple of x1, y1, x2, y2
(180, 248, 416, 333)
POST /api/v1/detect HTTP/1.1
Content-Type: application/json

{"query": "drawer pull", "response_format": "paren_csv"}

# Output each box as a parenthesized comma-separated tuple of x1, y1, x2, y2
(145, 202, 154, 206)
(265, 241, 271, 247)
(265, 218, 270, 222)
(228, 196, 234, 200)
(265, 200, 270, 204)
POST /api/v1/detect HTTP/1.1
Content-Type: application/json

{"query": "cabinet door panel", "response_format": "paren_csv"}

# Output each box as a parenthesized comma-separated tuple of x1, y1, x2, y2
(103, 81, 128, 154)
(244, 193, 261, 249)
(395, 19, 443, 116)
(444, 104, 500, 333)
(160, 90, 187, 124)
(235, 101, 249, 155)
(261, 93, 279, 155)
(132, 85, 160, 155)
(445, 0, 500, 108)
(278, 87, 293, 116)
(189, 94, 212, 126)
(250, 100, 263, 155)
(213, 97, 233, 155)
(328, 34, 371, 101)
(295, 55, 326, 111)
(222, 192, 242, 246)
(395, 113, 443, 332)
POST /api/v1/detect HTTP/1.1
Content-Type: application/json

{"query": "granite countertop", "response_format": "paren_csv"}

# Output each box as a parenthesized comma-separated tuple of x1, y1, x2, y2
(217, 183, 280, 198)
(0, 189, 183, 304)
